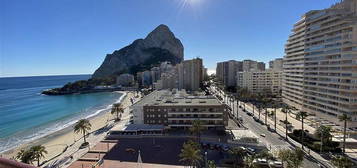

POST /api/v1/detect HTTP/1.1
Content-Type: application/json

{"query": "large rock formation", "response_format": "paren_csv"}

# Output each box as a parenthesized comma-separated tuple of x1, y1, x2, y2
(92, 24, 184, 78)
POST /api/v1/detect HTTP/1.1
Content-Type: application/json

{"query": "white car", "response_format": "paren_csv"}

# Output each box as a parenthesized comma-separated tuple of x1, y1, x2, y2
(260, 134, 266, 137)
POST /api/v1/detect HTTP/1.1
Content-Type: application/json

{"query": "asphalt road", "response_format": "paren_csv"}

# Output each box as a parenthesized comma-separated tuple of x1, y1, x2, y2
(209, 86, 323, 168)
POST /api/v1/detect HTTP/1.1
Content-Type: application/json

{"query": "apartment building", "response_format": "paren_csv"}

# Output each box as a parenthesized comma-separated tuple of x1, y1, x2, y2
(242, 60, 266, 72)
(132, 90, 228, 129)
(283, 0, 357, 128)
(179, 58, 204, 91)
(269, 58, 284, 71)
(237, 70, 283, 96)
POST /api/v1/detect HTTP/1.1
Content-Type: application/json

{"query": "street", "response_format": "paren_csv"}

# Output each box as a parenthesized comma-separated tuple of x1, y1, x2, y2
(208, 85, 328, 168)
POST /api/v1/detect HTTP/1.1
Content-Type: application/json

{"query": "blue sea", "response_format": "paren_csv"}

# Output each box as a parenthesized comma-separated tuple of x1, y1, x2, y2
(0, 75, 123, 153)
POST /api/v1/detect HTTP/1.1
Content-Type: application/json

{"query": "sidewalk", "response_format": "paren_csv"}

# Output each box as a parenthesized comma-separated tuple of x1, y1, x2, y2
(241, 102, 334, 168)
(43, 92, 140, 168)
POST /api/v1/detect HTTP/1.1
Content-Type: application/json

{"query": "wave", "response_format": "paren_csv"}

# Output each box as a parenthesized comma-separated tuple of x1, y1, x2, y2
(0, 92, 126, 153)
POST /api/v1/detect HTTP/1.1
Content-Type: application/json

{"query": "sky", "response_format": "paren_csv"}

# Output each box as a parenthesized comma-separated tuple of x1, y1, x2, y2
(0, 0, 341, 77)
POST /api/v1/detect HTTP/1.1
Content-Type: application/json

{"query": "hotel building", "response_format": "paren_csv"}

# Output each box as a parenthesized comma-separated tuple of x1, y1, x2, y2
(132, 90, 229, 129)
(283, 0, 357, 128)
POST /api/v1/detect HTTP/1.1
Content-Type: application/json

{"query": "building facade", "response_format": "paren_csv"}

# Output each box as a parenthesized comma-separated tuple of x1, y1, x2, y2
(237, 70, 283, 96)
(179, 58, 204, 91)
(216, 60, 243, 87)
(242, 60, 266, 72)
(283, 0, 357, 128)
(132, 90, 228, 129)
(269, 58, 284, 71)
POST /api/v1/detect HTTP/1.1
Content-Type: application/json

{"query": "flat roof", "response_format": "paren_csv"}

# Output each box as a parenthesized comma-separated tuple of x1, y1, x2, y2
(124, 124, 165, 131)
(133, 90, 223, 107)
(231, 129, 258, 139)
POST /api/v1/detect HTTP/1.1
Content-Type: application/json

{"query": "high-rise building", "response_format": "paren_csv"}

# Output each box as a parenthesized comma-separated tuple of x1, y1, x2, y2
(269, 58, 284, 71)
(216, 60, 243, 87)
(180, 58, 203, 91)
(283, 0, 357, 128)
(237, 70, 282, 96)
(242, 60, 266, 72)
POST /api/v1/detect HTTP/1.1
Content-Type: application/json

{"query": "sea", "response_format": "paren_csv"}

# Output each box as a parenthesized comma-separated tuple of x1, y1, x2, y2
(0, 75, 124, 153)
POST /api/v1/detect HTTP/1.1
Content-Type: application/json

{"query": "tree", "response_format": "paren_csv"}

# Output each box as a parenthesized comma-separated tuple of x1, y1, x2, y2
(74, 119, 92, 145)
(290, 148, 304, 168)
(30, 145, 48, 167)
(339, 114, 351, 154)
(332, 156, 354, 168)
(16, 149, 34, 164)
(190, 120, 204, 143)
(314, 125, 332, 153)
(277, 149, 290, 168)
(263, 98, 271, 125)
(243, 154, 258, 168)
(229, 147, 246, 168)
(272, 100, 279, 131)
(281, 104, 296, 140)
(179, 140, 202, 168)
(236, 87, 251, 115)
(296, 111, 308, 148)
(256, 149, 274, 161)
(278, 148, 304, 168)
(207, 160, 216, 168)
(111, 103, 124, 121)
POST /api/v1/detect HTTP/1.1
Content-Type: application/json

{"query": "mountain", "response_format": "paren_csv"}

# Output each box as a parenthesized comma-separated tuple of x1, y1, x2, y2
(92, 24, 184, 78)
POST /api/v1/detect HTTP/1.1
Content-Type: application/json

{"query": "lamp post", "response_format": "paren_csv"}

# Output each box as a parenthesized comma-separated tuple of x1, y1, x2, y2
(205, 151, 208, 168)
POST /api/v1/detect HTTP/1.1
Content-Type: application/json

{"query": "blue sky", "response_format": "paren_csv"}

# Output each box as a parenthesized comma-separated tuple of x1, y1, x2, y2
(0, 0, 340, 77)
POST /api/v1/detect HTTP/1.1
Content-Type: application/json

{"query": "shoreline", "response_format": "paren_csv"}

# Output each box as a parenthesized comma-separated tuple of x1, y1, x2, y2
(0, 91, 129, 162)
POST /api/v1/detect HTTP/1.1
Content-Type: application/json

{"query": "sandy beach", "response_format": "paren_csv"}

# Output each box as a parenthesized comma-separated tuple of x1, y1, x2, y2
(1, 91, 137, 167)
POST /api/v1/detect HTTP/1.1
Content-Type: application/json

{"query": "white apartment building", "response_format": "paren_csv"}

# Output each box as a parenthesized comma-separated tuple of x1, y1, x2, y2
(283, 0, 357, 128)
(237, 70, 282, 96)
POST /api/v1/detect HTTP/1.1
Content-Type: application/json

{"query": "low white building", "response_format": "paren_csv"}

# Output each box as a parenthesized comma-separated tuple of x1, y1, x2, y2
(230, 129, 259, 144)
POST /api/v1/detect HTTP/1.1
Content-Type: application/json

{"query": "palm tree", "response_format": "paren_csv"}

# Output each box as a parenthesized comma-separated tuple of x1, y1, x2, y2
(236, 87, 250, 114)
(314, 125, 332, 153)
(16, 149, 34, 164)
(272, 101, 279, 131)
(263, 98, 271, 125)
(111, 103, 124, 121)
(74, 119, 92, 144)
(281, 104, 295, 140)
(229, 147, 246, 168)
(30, 145, 48, 167)
(179, 140, 202, 168)
(296, 111, 308, 148)
(339, 114, 351, 154)
(190, 120, 203, 143)
(332, 156, 354, 168)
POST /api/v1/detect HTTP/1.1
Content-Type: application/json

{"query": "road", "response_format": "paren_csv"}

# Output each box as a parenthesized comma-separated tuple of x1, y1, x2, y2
(208, 85, 327, 168)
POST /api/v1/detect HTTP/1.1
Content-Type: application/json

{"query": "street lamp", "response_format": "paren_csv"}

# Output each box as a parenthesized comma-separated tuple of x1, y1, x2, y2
(205, 151, 208, 168)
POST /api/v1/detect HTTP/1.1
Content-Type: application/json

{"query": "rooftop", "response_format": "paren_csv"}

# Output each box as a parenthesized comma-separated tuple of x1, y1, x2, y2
(133, 90, 222, 107)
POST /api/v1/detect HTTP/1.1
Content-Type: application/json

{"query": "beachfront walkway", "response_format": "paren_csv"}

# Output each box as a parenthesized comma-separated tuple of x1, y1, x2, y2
(42, 92, 140, 168)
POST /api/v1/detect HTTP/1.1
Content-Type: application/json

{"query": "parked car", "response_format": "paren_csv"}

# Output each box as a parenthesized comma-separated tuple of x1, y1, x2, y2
(260, 134, 266, 137)
(269, 161, 283, 168)
(223, 145, 230, 152)
(247, 147, 255, 154)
